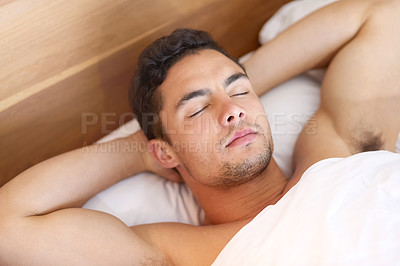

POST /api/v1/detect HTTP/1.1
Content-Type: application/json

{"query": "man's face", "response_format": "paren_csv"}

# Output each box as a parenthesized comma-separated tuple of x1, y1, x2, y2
(158, 49, 273, 187)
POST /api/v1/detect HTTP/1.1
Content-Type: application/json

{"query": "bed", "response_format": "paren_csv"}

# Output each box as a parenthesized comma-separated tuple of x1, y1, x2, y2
(85, 2, 400, 264)
(2, 0, 400, 265)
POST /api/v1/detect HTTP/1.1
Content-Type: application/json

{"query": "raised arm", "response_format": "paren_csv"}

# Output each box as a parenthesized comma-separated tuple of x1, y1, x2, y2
(0, 130, 246, 265)
(245, 0, 373, 96)
(0, 131, 179, 265)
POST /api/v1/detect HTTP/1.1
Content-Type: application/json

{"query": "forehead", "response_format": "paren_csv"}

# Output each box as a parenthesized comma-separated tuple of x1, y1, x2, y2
(159, 49, 245, 109)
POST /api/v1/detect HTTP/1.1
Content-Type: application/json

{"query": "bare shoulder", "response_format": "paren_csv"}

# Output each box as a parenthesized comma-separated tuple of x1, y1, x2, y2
(133, 219, 248, 266)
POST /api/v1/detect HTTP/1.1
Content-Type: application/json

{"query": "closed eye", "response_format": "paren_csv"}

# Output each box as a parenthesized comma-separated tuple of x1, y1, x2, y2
(231, 91, 249, 97)
(189, 105, 210, 118)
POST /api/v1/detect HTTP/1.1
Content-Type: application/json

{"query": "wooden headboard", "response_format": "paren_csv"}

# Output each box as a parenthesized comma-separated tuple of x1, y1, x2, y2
(0, 0, 289, 186)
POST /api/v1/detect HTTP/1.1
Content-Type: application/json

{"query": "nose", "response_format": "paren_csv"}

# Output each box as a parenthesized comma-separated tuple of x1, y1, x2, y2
(218, 99, 246, 127)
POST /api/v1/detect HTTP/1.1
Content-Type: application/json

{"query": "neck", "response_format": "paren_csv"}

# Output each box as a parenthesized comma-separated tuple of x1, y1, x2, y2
(184, 158, 288, 225)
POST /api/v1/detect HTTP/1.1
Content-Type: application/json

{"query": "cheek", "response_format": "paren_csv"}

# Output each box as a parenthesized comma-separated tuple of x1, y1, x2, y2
(164, 115, 203, 137)
(181, 114, 220, 139)
(245, 100, 267, 121)
(245, 101, 271, 132)
(248, 96, 264, 111)
(170, 123, 222, 158)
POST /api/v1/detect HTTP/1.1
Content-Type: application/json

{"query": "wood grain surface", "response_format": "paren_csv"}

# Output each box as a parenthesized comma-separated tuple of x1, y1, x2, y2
(0, 0, 289, 186)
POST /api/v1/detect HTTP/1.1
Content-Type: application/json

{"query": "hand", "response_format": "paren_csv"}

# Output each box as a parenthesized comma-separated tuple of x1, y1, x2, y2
(132, 131, 184, 183)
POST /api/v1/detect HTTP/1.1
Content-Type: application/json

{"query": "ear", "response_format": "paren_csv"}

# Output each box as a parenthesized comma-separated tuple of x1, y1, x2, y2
(147, 139, 179, 168)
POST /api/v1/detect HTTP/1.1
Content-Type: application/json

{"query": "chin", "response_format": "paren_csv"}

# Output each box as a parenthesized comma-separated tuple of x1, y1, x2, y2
(217, 139, 272, 187)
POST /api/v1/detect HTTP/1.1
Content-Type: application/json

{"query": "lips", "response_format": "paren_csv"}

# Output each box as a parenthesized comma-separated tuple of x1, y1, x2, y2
(225, 129, 257, 147)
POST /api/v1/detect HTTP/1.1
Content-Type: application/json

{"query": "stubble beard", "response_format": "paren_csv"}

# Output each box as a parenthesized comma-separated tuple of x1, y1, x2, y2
(175, 122, 273, 188)
(216, 133, 273, 187)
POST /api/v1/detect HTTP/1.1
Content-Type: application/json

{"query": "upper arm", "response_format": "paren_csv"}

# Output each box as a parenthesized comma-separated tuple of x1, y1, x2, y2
(0, 208, 168, 265)
(292, 0, 400, 177)
(291, 108, 351, 181)
(245, 0, 375, 97)
(0, 206, 247, 266)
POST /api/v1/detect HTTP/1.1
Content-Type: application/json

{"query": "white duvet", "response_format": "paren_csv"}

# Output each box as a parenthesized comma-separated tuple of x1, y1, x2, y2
(213, 151, 400, 266)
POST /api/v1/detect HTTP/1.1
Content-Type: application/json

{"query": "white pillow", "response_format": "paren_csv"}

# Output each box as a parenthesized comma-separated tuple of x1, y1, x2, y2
(84, 172, 205, 225)
(259, 0, 337, 44)
(84, 119, 205, 225)
(84, 0, 333, 226)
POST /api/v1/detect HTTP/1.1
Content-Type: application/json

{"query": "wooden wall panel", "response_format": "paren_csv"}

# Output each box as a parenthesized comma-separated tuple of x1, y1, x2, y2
(0, 0, 208, 107)
(0, 0, 289, 186)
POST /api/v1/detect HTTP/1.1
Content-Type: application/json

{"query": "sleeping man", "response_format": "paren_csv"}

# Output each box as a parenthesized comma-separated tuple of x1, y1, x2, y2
(1, 0, 399, 264)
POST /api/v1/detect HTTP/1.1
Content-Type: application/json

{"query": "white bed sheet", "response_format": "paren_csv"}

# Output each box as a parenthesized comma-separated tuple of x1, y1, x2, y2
(212, 151, 400, 265)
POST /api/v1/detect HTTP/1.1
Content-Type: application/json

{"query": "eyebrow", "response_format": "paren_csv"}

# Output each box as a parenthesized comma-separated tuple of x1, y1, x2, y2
(175, 88, 211, 110)
(224, 72, 248, 88)
(175, 72, 248, 110)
